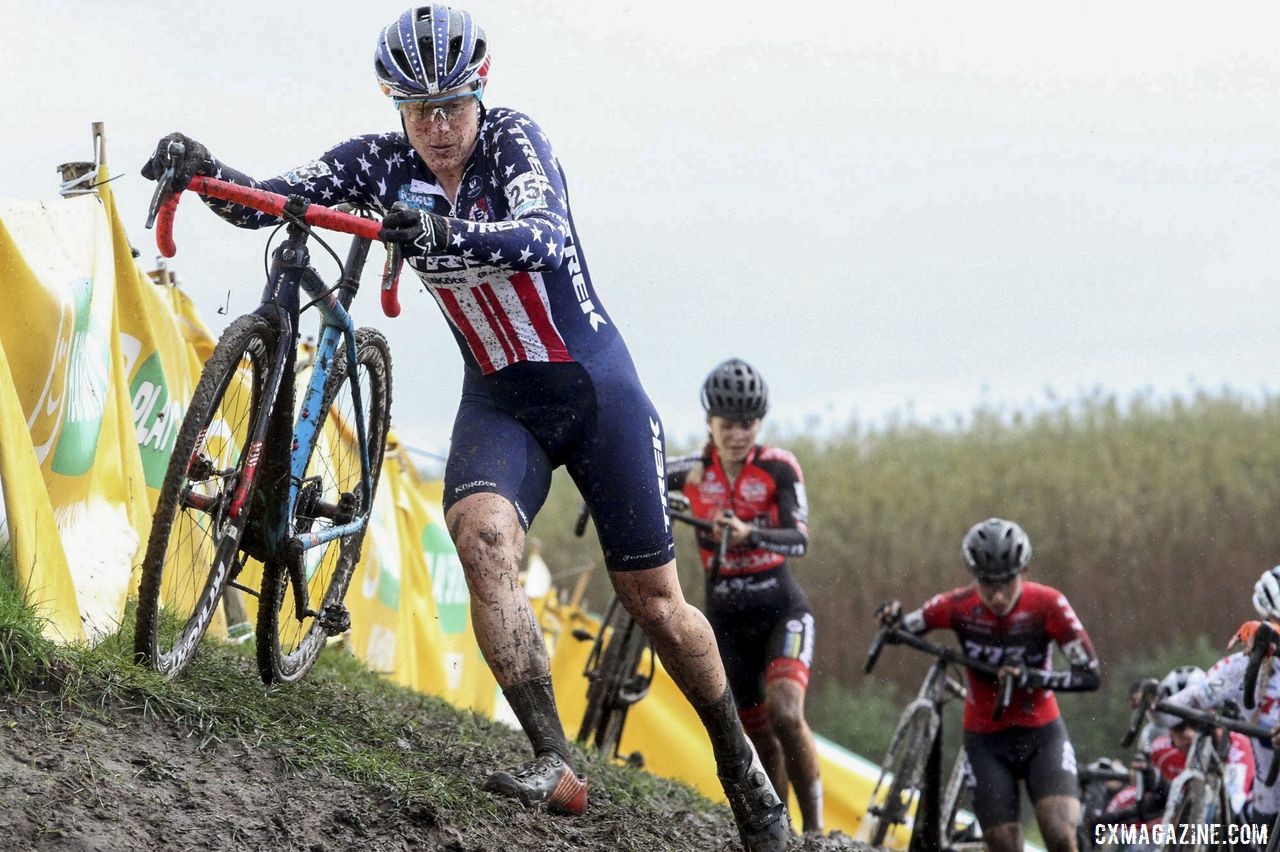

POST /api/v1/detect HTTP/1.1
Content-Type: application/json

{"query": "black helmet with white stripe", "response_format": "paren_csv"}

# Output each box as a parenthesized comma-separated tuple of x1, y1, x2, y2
(701, 358, 769, 421)
(962, 518, 1032, 582)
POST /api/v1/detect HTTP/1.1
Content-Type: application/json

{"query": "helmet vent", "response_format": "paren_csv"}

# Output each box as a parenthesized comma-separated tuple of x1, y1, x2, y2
(390, 47, 412, 78)
(447, 35, 464, 71)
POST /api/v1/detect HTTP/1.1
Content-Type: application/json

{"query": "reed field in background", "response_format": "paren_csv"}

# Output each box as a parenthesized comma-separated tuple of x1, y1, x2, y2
(528, 386, 1280, 761)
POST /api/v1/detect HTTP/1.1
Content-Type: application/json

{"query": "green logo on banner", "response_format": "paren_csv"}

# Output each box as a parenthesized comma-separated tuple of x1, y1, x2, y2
(50, 278, 109, 476)
(423, 521, 468, 635)
(129, 352, 180, 488)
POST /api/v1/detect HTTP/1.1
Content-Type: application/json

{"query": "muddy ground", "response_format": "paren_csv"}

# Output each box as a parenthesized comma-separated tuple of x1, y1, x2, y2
(0, 664, 872, 852)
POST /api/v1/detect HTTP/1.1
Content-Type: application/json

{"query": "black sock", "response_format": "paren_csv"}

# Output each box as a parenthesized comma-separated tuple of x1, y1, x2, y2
(503, 675, 571, 761)
(693, 687, 753, 777)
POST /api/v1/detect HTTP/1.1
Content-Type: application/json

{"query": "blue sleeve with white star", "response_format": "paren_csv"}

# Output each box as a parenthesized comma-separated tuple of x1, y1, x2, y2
(439, 111, 571, 272)
(197, 134, 401, 227)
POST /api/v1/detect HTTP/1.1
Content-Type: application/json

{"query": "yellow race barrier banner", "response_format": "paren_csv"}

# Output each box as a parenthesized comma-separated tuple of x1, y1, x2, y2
(0, 173, 495, 714)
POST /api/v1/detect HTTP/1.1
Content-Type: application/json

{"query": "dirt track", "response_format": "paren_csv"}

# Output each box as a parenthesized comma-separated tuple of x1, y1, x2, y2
(0, 686, 869, 852)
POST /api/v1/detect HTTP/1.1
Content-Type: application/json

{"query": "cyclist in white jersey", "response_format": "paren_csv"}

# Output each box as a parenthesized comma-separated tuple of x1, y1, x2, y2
(1162, 565, 1280, 834)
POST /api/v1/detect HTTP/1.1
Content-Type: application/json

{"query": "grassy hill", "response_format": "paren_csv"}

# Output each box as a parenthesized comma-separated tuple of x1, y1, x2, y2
(0, 564, 861, 851)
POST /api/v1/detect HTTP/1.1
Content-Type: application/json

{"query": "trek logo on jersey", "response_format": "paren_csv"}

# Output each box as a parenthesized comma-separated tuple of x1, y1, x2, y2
(505, 122, 552, 217)
(650, 418, 670, 533)
(280, 159, 333, 185)
(411, 254, 467, 273)
(561, 240, 607, 331)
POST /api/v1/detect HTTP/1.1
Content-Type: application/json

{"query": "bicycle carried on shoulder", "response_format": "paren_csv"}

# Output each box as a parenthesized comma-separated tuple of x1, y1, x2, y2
(861, 621, 1019, 849)
(133, 142, 403, 684)
(570, 495, 729, 763)
(1122, 679, 1277, 852)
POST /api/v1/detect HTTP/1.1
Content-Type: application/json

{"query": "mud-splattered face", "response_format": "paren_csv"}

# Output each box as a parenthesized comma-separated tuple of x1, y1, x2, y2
(401, 89, 481, 183)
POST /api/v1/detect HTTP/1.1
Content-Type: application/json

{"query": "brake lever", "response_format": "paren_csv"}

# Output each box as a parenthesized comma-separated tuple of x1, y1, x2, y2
(381, 240, 403, 318)
(145, 140, 185, 229)
(379, 202, 409, 318)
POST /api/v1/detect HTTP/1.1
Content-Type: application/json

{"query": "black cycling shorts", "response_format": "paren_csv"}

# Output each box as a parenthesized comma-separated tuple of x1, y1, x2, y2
(443, 341, 675, 572)
(707, 567, 814, 727)
(962, 717, 1079, 829)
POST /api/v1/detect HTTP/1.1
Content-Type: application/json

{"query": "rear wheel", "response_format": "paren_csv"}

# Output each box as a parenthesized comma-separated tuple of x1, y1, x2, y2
(133, 314, 273, 677)
(257, 328, 392, 684)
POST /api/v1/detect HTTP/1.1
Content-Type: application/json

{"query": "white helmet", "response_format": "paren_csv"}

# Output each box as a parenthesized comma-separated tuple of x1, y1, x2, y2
(1254, 565, 1280, 622)
(1151, 665, 1206, 729)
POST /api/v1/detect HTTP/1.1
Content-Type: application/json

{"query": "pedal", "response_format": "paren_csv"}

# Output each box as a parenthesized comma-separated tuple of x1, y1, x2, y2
(318, 603, 351, 636)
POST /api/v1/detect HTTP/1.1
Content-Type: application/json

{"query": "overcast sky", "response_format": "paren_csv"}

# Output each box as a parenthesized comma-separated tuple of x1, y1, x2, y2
(4, 1, 1278, 457)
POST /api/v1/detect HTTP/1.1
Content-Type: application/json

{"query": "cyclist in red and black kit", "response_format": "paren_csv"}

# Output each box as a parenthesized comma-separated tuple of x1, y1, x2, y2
(880, 518, 1100, 852)
(667, 359, 824, 835)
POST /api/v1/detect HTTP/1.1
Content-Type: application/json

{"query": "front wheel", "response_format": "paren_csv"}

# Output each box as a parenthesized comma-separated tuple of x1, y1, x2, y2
(1161, 774, 1209, 852)
(866, 704, 937, 846)
(133, 314, 273, 677)
(257, 328, 392, 684)
(577, 599, 649, 759)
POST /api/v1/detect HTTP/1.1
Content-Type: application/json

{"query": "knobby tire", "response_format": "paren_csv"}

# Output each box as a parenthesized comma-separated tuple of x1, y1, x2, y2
(257, 328, 392, 684)
(940, 747, 974, 849)
(134, 314, 273, 677)
(595, 614, 649, 758)
(870, 706, 935, 846)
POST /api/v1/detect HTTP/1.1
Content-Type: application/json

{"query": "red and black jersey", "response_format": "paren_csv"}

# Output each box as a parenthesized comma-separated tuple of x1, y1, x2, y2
(666, 444, 809, 578)
(903, 581, 1100, 733)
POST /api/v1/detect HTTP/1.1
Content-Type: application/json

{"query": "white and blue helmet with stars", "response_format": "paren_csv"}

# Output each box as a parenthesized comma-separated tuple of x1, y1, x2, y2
(375, 6, 490, 100)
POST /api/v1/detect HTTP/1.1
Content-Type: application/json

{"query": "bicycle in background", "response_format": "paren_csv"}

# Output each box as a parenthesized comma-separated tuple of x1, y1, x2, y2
(1121, 678, 1276, 852)
(133, 141, 400, 684)
(861, 621, 1017, 849)
(1076, 758, 1132, 850)
(570, 495, 728, 763)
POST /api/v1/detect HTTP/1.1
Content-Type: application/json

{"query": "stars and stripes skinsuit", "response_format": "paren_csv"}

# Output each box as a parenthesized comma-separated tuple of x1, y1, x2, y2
(200, 106, 675, 570)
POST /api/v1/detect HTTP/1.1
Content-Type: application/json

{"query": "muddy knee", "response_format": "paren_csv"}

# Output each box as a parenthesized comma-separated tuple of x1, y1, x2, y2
(447, 497, 523, 577)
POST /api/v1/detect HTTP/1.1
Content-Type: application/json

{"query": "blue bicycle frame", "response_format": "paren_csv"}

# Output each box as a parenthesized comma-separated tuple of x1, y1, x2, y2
(236, 199, 379, 613)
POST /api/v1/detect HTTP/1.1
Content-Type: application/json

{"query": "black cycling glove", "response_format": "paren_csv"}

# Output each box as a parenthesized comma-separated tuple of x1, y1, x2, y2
(140, 132, 214, 190)
(380, 206, 450, 255)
